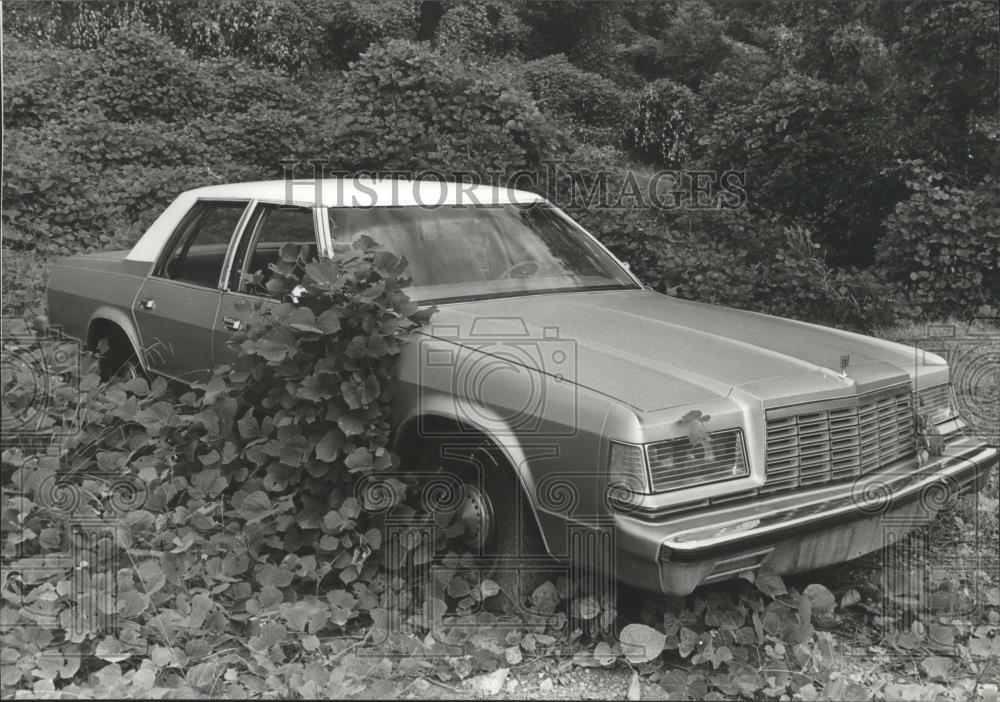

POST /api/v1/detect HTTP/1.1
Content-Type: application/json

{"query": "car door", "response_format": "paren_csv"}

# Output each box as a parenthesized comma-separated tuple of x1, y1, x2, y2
(213, 203, 325, 365)
(134, 200, 250, 381)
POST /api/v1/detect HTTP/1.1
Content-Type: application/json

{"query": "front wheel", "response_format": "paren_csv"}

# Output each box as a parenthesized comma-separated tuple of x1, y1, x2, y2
(414, 438, 559, 614)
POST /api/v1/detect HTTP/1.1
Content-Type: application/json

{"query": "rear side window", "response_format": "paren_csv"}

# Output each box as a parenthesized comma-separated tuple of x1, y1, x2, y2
(156, 201, 248, 288)
(229, 204, 318, 295)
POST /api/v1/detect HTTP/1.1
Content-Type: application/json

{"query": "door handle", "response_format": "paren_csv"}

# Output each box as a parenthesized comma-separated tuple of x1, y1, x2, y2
(138, 298, 155, 310)
(222, 316, 242, 331)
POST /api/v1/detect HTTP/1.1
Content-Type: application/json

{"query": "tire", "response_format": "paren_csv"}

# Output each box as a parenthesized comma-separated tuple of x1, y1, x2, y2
(414, 437, 559, 615)
(96, 333, 144, 383)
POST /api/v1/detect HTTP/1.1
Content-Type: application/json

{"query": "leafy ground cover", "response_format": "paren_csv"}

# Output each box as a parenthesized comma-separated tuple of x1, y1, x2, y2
(2, 252, 996, 699)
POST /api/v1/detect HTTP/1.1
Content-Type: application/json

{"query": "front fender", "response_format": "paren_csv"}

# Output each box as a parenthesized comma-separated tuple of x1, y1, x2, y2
(392, 392, 565, 557)
(393, 387, 619, 563)
(395, 392, 540, 489)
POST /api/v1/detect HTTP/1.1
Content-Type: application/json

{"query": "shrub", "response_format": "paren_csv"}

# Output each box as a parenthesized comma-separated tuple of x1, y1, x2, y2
(550, 151, 901, 331)
(1, 0, 172, 49)
(322, 0, 422, 67)
(868, 0, 999, 184)
(514, 1, 637, 80)
(701, 71, 899, 264)
(519, 54, 635, 131)
(2, 28, 315, 255)
(325, 39, 571, 174)
(642, 213, 901, 331)
(877, 169, 1000, 319)
(699, 41, 781, 114)
(2, 0, 422, 73)
(434, 0, 529, 58)
(174, 0, 351, 72)
(622, 79, 704, 167)
(620, 0, 730, 88)
(85, 25, 216, 122)
(2, 39, 97, 128)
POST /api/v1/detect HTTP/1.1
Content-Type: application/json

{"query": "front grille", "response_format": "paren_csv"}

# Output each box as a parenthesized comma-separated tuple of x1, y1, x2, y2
(762, 387, 915, 495)
(647, 429, 749, 493)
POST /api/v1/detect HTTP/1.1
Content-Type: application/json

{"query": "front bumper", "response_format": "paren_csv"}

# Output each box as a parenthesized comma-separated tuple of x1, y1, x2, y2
(613, 437, 998, 594)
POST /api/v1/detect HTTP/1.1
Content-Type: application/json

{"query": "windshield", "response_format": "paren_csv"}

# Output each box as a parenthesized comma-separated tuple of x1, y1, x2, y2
(328, 204, 637, 303)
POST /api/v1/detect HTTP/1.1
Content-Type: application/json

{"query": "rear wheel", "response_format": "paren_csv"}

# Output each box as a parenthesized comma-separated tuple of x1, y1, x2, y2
(414, 438, 559, 614)
(95, 332, 144, 383)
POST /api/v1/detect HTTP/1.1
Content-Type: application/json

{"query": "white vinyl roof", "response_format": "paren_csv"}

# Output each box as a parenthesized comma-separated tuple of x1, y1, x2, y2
(127, 178, 545, 262)
(196, 178, 544, 208)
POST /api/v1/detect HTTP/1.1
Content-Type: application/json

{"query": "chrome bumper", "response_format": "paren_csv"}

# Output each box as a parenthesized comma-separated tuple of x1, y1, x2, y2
(614, 437, 997, 594)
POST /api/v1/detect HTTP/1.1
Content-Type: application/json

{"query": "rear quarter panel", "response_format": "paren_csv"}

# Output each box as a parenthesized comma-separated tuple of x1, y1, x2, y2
(47, 251, 150, 347)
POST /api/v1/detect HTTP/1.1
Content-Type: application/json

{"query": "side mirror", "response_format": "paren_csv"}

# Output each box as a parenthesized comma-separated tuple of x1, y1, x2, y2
(290, 285, 309, 304)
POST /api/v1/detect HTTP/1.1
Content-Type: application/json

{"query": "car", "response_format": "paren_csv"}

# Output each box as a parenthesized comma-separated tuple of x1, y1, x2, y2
(47, 178, 998, 599)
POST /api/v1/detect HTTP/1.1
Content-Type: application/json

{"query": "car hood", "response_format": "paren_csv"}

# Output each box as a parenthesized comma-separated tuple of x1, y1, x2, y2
(425, 289, 945, 412)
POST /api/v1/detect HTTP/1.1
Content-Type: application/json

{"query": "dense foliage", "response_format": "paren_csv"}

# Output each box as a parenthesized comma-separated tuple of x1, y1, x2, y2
(1, 243, 437, 694)
(322, 39, 569, 175)
(3, 27, 314, 254)
(623, 79, 704, 167)
(702, 71, 897, 264)
(518, 54, 635, 136)
(0, 0, 422, 72)
(877, 167, 1000, 318)
(2, 2, 999, 698)
(4, 0, 997, 321)
(434, 0, 528, 58)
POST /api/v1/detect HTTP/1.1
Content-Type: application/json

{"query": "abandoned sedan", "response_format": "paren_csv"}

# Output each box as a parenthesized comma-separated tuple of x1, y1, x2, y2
(48, 179, 998, 597)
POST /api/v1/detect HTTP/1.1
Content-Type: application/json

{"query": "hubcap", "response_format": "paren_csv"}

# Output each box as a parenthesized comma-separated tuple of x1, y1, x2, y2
(457, 483, 494, 551)
(111, 360, 140, 382)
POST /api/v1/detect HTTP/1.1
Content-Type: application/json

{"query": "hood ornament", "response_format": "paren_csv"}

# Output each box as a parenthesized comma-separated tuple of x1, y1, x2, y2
(839, 354, 851, 379)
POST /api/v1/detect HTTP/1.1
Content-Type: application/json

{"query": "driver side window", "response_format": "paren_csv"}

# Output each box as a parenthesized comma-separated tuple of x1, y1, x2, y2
(157, 201, 248, 288)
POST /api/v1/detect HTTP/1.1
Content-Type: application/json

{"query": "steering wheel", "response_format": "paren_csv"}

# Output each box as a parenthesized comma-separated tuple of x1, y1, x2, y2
(498, 260, 542, 279)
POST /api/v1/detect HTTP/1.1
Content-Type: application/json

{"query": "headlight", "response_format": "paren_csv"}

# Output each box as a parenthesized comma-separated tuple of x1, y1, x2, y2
(646, 428, 750, 492)
(916, 383, 962, 434)
(607, 429, 750, 499)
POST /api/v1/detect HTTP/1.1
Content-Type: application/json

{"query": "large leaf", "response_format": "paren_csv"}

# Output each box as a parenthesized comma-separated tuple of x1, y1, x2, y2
(187, 660, 219, 690)
(755, 567, 787, 598)
(920, 656, 952, 683)
(239, 491, 272, 523)
(315, 429, 343, 462)
(620, 623, 666, 664)
(316, 308, 342, 334)
(803, 583, 836, 622)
